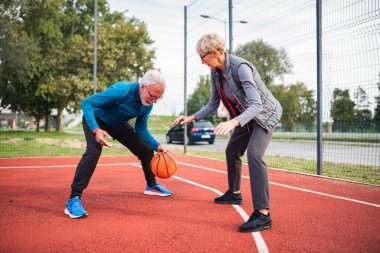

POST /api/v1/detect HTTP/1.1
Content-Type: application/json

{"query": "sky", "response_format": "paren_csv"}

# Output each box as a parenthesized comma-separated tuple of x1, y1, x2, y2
(107, 0, 380, 118)
(107, 0, 262, 116)
(108, 0, 187, 116)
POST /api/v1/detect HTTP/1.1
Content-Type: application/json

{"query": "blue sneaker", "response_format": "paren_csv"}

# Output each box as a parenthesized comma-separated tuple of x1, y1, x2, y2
(64, 196, 88, 219)
(144, 183, 173, 197)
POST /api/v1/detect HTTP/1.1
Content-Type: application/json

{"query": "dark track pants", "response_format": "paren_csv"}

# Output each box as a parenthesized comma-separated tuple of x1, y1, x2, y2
(225, 120, 273, 210)
(70, 118, 155, 198)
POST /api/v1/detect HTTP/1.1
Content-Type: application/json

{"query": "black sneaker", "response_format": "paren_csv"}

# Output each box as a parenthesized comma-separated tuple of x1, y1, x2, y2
(214, 190, 242, 205)
(239, 210, 272, 232)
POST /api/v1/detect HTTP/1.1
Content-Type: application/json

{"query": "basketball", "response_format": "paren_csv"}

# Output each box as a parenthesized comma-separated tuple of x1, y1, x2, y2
(150, 152, 178, 179)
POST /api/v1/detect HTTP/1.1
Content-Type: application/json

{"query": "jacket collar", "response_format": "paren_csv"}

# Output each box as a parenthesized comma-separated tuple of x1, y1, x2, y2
(134, 83, 142, 105)
(224, 52, 231, 77)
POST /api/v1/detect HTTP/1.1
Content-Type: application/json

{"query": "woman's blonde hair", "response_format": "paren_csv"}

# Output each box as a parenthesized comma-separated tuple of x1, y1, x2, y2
(196, 33, 225, 55)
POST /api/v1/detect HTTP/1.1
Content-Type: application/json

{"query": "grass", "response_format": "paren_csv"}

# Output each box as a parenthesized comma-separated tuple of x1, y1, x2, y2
(1, 130, 378, 185)
(185, 149, 379, 185)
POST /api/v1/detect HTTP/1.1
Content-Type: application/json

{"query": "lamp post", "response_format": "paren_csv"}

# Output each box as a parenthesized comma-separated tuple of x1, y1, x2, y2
(93, 0, 98, 94)
(200, 14, 247, 53)
(200, 15, 227, 45)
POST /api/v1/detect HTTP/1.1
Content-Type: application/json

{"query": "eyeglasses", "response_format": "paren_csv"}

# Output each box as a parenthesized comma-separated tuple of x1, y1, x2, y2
(144, 86, 163, 100)
(200, 52, 211, 61)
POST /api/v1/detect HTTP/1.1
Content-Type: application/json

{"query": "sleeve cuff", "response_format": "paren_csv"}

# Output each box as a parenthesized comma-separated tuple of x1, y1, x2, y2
(93, 128, 100, 136)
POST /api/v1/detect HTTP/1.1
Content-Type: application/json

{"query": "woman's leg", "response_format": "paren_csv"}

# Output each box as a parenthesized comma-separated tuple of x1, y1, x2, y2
(246, 122, 273, 211)
(225, 125, 250, 192)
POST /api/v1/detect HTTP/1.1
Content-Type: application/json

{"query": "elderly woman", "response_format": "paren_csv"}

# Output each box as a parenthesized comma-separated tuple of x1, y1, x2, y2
(173, 34, 282, 232)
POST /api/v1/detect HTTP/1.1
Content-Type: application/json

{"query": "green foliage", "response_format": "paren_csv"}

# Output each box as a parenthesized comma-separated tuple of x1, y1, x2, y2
(374, 75, 380, 131)
(0, 0, 156, 132)
(234, 39, 293, 85)
(147, 115, 177, 134)
(270, 82, 316, 131)
(187, 75, 211, 115)
(96, 17, 155, 87)
(186, 75, 222, 125)
(354, 109, 372, 129)
(331, 88, 355, 131)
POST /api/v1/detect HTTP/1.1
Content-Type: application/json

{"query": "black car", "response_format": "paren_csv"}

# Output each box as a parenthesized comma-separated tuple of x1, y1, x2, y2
(166, 120, 216, 145)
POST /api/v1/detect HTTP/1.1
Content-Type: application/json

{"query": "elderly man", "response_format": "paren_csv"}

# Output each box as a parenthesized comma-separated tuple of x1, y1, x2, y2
(65, 70, 172, 219)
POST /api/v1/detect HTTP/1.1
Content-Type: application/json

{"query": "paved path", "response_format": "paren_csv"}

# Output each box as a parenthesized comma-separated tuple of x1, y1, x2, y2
(153, 134, 380, 167)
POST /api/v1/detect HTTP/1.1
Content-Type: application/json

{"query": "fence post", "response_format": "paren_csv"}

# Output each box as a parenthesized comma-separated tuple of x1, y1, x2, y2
(316, 0, 323, 175)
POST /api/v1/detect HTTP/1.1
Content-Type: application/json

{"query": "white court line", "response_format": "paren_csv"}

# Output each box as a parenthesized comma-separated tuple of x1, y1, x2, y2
(0, 161, 268, 252)
(0, 163, 135, 169)
(1, 162, 379, 208)
(130, 163, 269, 253)
(178, 162, 380, 208)
(172, 175, 269, 253)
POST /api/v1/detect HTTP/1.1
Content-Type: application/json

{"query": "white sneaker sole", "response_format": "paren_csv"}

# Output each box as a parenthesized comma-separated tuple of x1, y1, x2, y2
(64, 208, 88, 219)
(144, 191, 172, 197)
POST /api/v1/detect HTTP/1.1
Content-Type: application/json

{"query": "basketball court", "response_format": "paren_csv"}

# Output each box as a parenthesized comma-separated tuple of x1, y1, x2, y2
(0, 155, 379, 252)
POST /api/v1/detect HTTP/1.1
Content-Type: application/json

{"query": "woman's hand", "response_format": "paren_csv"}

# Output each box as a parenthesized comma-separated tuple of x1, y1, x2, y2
(172, 115, 195, 126)
(214, 119, 240, 135)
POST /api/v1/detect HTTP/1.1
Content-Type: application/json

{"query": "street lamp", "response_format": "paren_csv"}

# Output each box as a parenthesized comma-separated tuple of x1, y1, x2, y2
(200, 14, 248, 52)
(200, 15, 227, 43)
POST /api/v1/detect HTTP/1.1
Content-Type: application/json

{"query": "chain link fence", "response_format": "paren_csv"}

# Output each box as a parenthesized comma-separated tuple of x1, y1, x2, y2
(185, 0, 379, 183)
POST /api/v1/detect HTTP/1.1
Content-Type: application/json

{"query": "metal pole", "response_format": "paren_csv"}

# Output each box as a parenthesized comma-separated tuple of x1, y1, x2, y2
(93, 0, 98, 94)
(228, 0, 233, 54)
(184, 5, 188, 154)
(226, 0, 233, 137)
(316, 0, 323, 175)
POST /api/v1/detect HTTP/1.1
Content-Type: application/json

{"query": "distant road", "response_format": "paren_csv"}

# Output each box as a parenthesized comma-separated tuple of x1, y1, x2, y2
(153, 134, 380, 167)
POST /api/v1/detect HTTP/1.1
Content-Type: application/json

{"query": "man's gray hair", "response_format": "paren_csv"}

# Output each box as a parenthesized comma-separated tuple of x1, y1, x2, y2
(140, 70, 166, 88)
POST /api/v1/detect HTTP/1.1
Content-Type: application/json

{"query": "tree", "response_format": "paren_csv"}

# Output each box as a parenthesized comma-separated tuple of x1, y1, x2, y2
(0, 0, 48, 130)
(234, 39, 293, 85)
(353, 86, 370, 110)
(270, 82, 316, 131)
(374, 74, 380, 131)
(0, 0, 156, 132)
(186, 75, 223, 125)
(352, 86, 372, 130)
(354, 109, 372, 130)
(331, 88, 355, 131)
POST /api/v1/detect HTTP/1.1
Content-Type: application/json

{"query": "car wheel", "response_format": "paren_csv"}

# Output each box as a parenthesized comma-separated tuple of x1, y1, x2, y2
(187, 140, 193, 145)
(208, 140, 214, 144)
(166, 135, 172, 144)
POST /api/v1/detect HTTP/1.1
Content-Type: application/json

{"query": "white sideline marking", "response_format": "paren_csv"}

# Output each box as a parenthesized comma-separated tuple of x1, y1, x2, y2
(179, 162, 380, 208)
(173, 175, 269, 253)
(0, 163, 135, 169)
(1, 162, 378, 208)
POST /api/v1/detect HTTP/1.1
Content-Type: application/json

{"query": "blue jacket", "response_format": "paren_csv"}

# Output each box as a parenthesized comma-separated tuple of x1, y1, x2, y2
(81, 82, 160, 151)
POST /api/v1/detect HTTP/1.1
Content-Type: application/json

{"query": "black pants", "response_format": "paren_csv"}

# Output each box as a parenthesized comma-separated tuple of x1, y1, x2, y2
(225, 120, 273, 210)
(70, 117, 156, 198)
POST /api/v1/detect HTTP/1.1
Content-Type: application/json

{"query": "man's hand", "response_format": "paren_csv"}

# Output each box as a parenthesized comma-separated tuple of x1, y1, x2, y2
(94, 129, 112, 147)
(157, 145, 168, 153)
(172, 115, 195, 126)
(214, 119, 240, 135)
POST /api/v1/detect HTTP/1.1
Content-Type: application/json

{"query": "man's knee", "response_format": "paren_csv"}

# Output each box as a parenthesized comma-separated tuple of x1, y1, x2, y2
(138, 147, 154, 160)
(84, 145, 102, 159)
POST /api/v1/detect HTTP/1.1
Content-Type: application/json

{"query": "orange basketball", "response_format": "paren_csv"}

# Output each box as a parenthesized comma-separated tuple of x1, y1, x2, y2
(150, 152, 178, 179)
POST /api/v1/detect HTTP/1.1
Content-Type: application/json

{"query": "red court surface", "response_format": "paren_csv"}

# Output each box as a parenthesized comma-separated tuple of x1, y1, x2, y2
(0, 155, 379, 253)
